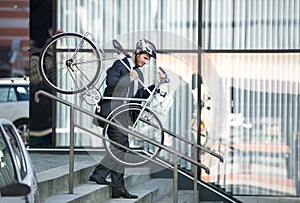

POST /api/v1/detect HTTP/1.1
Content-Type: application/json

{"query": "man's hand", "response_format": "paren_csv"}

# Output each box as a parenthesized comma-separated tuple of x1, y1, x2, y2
(157, 71, 166, 80)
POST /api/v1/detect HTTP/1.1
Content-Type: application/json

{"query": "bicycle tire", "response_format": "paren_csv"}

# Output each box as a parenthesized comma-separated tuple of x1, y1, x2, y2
(39, 32, 102, 94)
(102, 103, 164, 167)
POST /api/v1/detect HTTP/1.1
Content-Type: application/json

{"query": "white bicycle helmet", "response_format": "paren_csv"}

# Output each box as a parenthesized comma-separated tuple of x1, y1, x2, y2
(136, 39, 156, 59)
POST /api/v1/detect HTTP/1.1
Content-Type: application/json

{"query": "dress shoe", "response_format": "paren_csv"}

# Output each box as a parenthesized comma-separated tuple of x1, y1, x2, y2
(89, 174, 110, 185)
(111, 187, 138, 199)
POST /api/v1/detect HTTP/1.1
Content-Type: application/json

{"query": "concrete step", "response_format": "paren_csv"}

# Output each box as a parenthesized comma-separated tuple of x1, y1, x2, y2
(32, 152, 247, 203)
(104, 178, 173, 203)
(34, 152, 199, 203)
(43, 167, 152, 203)
(45, 183, 110, 203)
(37, 158, 98, 202)
(156, 190, 194, 203)
(46, 178, 174, 203)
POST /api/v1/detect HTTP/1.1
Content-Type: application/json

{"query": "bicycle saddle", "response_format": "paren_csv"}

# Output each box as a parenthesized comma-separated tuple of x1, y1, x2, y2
(112, 39, 131, 58)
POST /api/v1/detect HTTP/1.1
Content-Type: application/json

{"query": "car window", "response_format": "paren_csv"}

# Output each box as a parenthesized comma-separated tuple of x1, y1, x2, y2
(0, 130, 17, 188)
(3, 125, 27, 179)
(15, 86, 29, 101)
(0, 86, 17, 102)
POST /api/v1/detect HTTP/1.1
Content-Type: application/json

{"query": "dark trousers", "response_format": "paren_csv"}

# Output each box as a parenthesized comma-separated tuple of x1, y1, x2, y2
(92, 126, 129, 189)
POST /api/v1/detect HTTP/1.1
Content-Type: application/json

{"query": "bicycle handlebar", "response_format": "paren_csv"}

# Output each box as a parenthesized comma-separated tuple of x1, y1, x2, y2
(157, 67, 170, 85)
(159, 67, 166, 75)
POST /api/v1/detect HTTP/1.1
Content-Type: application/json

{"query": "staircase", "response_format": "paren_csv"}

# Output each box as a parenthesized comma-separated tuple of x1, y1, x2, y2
(36, 152, 196, 203)
(34, 90, 242, 203)
(33, 150, 243, 203)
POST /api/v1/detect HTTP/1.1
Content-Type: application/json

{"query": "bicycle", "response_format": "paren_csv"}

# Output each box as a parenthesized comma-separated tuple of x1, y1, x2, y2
(39, 31, 170, 167)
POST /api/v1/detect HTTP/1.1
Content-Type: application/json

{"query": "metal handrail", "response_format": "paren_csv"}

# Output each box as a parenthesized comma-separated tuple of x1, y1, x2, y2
(141, 118, 224, 162)
(34, 90, 236, 203)
(34, 90, 210, 170)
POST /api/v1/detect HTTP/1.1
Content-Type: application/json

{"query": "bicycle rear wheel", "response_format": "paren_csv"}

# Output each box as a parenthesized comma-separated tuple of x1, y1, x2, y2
(39, 32, 102, 94)
(102, 104, 164, 167)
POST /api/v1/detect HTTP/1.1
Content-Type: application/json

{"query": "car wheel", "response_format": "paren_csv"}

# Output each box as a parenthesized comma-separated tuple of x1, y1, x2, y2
(14, 119, 29, 146)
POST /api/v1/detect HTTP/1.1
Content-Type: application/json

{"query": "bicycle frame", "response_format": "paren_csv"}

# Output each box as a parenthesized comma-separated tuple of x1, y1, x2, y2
(67, 31, 168, 107)
(72, 33, 170, 127)
(96, 65, 167, 129)
(40, 31, 169, 157)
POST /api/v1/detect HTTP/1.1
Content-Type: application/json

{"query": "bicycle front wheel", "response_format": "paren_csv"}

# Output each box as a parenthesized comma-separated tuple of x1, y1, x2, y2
(103, 104, 164, 167)
(39, 32, 102, 94)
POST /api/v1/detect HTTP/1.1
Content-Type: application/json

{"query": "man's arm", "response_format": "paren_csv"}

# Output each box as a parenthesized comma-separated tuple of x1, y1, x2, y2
(135, 84, 156, 99)
(106, 60, 131, 88)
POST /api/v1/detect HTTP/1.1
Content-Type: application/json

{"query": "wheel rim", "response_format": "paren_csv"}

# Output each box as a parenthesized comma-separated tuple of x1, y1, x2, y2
(103, 104, 164, 167)
(39, 33, 102, 94)
(16, 123, 29, 145)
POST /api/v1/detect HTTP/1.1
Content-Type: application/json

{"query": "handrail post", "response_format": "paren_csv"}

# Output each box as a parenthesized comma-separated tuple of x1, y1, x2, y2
(69, 105, 75, 194)
(194, 144, 199, 203)
(173, 154, 178, 203)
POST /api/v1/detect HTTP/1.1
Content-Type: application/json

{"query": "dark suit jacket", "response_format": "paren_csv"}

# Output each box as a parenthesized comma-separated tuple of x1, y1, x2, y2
(99, 57, 154, 118)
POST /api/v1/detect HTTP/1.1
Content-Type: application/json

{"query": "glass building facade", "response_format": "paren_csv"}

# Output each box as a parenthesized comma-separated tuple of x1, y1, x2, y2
(37, 0, 299, 197)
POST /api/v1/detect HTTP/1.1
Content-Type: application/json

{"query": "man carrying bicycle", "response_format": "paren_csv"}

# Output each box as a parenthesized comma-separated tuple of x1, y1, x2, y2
(90, 38, 161, 199)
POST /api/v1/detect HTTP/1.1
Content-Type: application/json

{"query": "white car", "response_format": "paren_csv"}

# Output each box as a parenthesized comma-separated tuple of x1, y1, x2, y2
(0, 119, 39, 202)
(0, 77, 29, 145)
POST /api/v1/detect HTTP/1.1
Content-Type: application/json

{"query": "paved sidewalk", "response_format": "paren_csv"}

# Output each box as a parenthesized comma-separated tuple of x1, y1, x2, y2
(29, 150, 104, 173)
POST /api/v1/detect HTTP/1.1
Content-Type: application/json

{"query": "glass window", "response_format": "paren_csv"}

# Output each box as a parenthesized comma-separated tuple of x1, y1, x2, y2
(0, 86, 17, 102)
(31, 0, 300, 198)
(56, 0, 199, 50)
(201, 52, 300, 196)
(15, 85, 29, 101)
(202, 0, 300, 50)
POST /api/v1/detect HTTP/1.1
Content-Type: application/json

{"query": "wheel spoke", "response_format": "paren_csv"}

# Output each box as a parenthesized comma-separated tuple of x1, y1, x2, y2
(39, 33, 102, 94)
(103, 104, 164, 167)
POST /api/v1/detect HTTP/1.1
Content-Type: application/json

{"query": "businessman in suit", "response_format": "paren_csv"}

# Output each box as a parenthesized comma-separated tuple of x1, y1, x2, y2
(90, 39, 159, 199)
